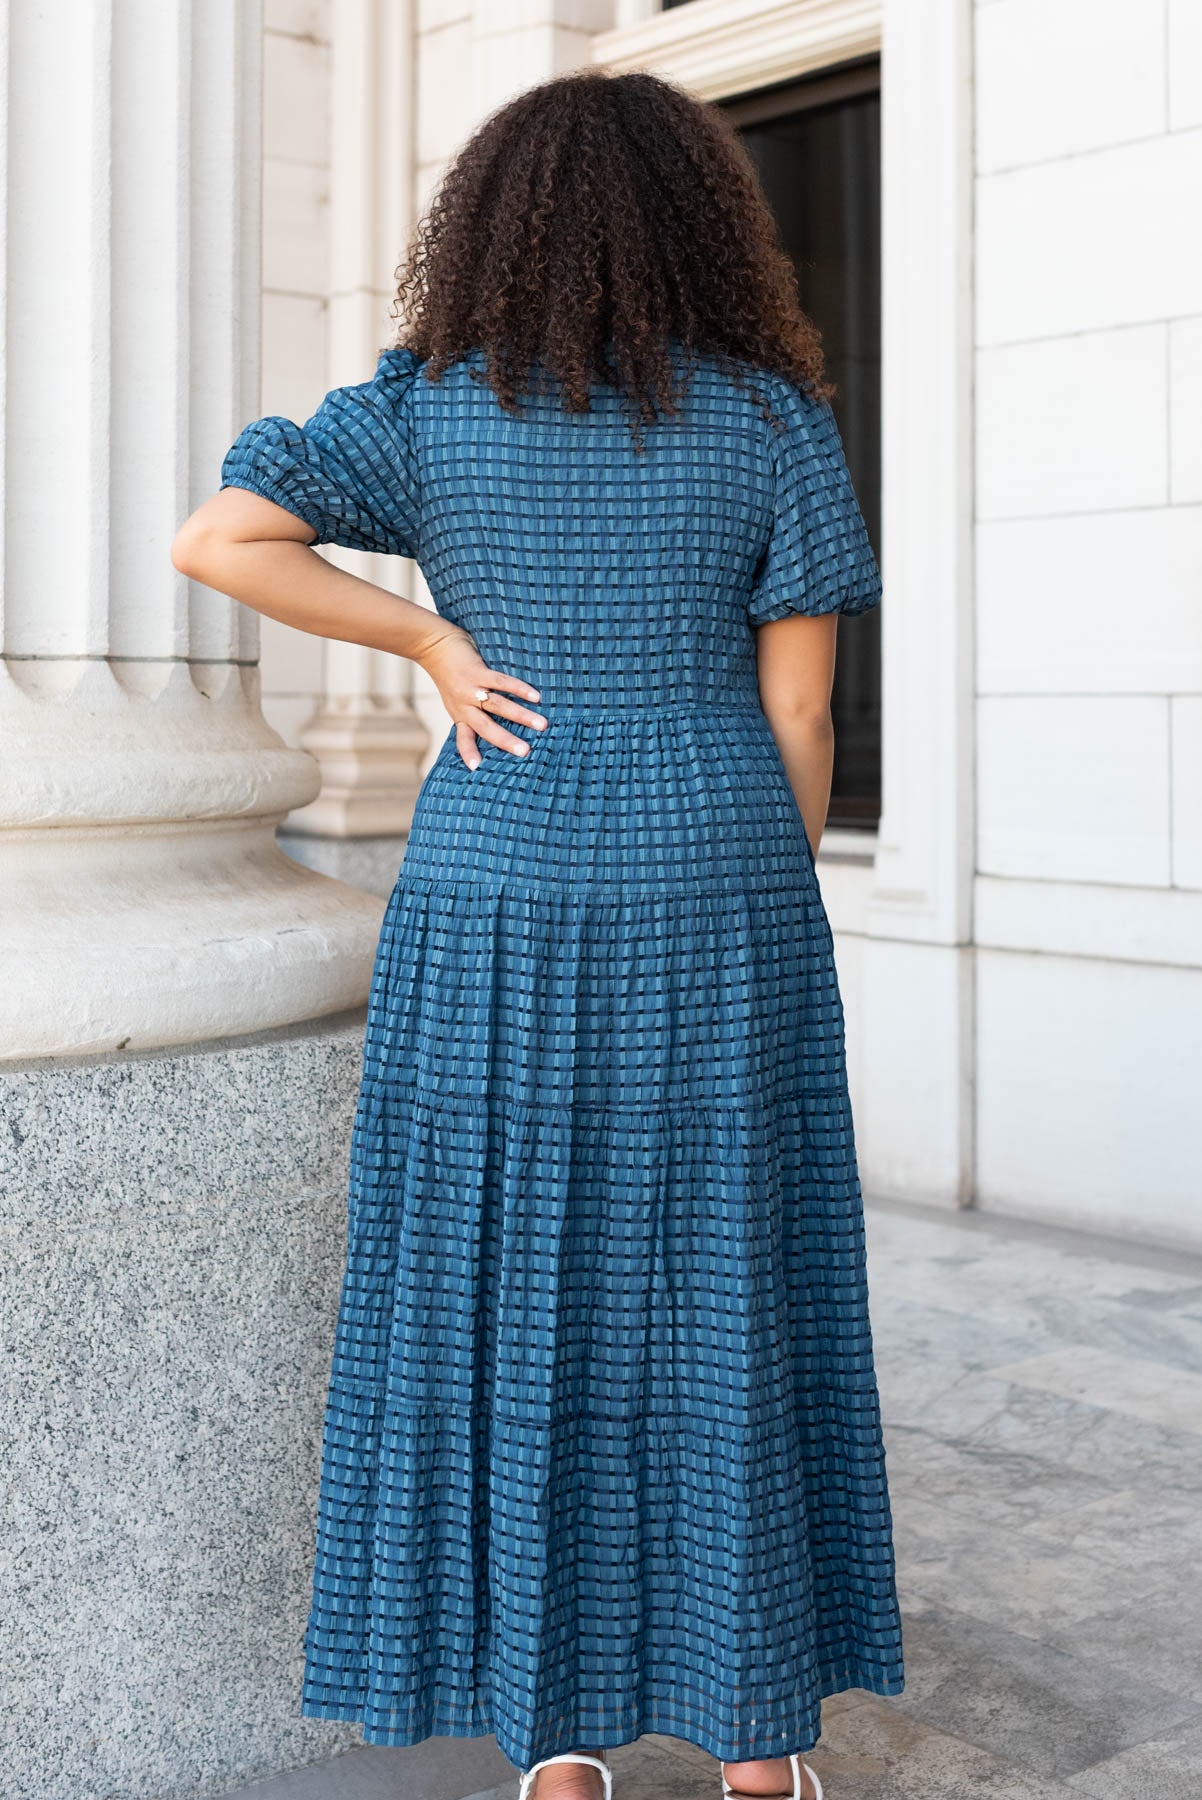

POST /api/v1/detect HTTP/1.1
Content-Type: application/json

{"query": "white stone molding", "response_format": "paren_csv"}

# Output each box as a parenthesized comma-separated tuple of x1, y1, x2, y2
(0, 0, 385, 1060)
(288, 0, 432, 840)
(613, 0, 658, 26)
(869, 0, 975, 952)
(592, 0, 881, 101)
(858, 0, 976, 1205)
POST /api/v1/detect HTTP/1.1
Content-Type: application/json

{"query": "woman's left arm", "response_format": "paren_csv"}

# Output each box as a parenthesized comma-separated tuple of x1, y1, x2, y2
(754, 611, 839, 858)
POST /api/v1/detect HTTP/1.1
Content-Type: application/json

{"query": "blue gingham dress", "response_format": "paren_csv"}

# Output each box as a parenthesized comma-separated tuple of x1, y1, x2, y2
(222, 343, 905, 1768)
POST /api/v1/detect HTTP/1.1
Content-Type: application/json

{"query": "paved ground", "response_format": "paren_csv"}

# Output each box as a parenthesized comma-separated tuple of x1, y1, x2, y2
(224, 1196, 1202, 1799)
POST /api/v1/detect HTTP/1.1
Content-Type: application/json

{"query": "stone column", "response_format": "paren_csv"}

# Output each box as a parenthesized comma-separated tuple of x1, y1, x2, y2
(0, 9, 390, 1793)
(0, 0, 385, 1060)
(282, 0, 431, 894)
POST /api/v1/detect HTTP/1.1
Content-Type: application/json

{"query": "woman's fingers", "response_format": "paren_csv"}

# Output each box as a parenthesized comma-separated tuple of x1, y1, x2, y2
(476, 670, 547, 733)
(465, 705, 534, 759)
(439, 652, 547, 765)
(455, 722, 481, 771)
(453, 702, 543, 767)
(480, 669, 541, 704)
(476, 691, 549, 732)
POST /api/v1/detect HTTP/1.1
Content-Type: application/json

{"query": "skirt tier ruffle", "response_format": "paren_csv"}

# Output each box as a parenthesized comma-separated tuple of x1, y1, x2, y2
(300, 876, 904, 1764)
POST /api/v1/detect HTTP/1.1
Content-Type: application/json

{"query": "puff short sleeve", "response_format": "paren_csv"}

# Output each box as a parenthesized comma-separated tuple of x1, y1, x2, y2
(748, 376, 882, 627)
(220, 347, 423, 559)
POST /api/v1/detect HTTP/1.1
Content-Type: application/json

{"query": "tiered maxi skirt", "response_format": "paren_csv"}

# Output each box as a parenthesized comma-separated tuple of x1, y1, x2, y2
(297, 699, 905, 1768)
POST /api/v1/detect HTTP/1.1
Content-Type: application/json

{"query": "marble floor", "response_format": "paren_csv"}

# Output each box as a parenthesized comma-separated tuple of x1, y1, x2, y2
(225, 1197, 1202, 1800)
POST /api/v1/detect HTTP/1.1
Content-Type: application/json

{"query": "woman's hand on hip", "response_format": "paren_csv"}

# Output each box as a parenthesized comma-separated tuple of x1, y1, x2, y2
(417, 626, 548, 769)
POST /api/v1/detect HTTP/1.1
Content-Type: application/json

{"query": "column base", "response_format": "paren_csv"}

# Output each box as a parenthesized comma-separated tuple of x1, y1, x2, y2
(290, 697, 429, 838)
(1, 817, 386, 1060)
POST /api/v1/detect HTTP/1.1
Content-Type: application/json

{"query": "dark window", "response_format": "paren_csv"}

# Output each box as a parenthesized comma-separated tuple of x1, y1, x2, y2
(723, 62, 882, 831)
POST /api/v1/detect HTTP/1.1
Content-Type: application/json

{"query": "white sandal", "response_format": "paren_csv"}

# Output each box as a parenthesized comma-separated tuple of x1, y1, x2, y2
(518, 1751, 612, 1800)
(721, 1752, 823, 1800)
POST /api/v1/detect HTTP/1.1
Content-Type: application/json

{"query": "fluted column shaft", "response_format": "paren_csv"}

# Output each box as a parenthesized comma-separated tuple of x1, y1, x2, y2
(0, 0, 384, 1059)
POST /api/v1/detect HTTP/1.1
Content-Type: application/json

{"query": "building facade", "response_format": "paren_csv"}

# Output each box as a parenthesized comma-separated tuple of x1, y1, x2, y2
(1, 2, 1198, 1795)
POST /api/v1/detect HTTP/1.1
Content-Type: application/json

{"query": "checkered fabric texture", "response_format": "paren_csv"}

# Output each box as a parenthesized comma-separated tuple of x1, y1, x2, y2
(222, 344, 904, 1767)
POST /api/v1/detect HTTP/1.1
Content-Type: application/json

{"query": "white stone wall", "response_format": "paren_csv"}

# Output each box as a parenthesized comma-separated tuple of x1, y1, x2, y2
(415, 0, 472, 217)
(972, 0, 1202, 1246)
(259, 0, 332, 749)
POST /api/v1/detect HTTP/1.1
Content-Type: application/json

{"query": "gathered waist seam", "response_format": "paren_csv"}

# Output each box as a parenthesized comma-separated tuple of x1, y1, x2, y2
(464, 697, 767, 720)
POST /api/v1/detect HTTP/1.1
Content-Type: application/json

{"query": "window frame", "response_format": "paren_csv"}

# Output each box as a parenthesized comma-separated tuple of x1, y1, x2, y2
(724, 59, 884, 831)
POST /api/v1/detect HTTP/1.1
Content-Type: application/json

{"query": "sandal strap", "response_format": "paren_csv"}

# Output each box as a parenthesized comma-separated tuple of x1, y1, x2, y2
(720, 1756, 822, 1800)
(792, 1756, 823, 1800)
(519, 1752, 612, 1800)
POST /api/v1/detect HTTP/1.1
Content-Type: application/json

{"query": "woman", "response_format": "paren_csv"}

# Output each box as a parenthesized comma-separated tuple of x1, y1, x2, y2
(173, 67, 902, 1800)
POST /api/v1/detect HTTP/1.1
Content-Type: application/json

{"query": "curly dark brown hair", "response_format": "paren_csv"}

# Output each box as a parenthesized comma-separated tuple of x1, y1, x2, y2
(391, 68, 832, 449)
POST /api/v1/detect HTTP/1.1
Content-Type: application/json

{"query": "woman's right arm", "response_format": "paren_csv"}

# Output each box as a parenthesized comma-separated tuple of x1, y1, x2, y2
(171, 486, 546, 767)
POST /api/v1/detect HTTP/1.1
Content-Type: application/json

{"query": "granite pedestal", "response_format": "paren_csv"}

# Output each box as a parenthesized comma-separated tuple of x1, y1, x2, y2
(0, 1015, 369, 1798)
